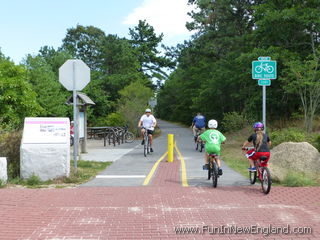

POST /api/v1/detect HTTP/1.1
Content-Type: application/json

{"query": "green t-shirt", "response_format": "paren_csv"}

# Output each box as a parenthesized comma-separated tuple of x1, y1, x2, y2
(200, 129, 226, 155)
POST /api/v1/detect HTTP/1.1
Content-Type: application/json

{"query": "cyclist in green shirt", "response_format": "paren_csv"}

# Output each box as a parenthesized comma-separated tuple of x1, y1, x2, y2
(199, 119, 226, 175)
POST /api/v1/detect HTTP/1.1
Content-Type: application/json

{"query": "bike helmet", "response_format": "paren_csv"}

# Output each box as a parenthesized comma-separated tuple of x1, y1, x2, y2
(145, 108, 151, 113)
(208, 119, 218, 128)
(253, 122, 264, 130)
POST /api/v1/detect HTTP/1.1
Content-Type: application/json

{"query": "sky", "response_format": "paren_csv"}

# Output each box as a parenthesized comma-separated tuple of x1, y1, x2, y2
(0, 0, 196, 64)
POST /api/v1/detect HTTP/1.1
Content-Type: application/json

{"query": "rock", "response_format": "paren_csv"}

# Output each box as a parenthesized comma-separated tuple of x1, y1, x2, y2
(0, 157, 8, 183)
(20, 144, 70, 181)
(269, 142, 320, 181)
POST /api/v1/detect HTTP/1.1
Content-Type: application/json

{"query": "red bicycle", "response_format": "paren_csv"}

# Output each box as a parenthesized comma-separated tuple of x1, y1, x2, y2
(242, 147, 272, 194)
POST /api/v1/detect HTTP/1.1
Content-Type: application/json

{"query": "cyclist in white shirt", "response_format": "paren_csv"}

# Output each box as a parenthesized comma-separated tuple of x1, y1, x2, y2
(138, 108, 157, 152)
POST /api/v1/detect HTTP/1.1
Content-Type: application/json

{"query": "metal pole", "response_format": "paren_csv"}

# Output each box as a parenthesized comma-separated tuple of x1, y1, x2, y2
(73, 61, 78, 171)
(82, 108, 87, 153)
(262, 85, 266, 133)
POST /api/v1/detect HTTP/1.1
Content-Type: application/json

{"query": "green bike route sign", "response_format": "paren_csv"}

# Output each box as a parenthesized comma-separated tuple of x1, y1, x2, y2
(252, 60, 277, 79)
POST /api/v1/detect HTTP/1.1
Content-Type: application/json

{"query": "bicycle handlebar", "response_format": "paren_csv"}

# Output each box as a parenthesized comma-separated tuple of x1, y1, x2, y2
(242, 147, 255, 151)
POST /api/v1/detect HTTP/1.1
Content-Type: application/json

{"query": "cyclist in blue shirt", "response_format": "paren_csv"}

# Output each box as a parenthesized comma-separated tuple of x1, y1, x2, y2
(191, 113, 206, 142)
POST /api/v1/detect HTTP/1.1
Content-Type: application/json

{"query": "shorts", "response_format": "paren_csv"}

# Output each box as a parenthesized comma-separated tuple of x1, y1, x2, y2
(193, 126, 205, 136)
(147, 129, 154, 135)
(246, 149, 270, 165)
(142, 127, 154, 135)
(207, 153, 220, 160)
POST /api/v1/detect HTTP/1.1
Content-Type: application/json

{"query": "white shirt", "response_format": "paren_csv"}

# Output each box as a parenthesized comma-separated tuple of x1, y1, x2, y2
(140, 114, 156, 130)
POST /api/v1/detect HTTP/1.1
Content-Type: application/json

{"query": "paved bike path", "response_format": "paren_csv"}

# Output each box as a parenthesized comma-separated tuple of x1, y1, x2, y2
(82, 120, 248, 187)
(160, 120, 249, 187)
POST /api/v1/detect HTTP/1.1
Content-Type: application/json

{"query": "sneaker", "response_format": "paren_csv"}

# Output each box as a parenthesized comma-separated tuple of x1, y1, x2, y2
(150, 148, 153, 152)
(141, 139, 145, 145)
(203, 164, 209, 170)
(218, 168, 223, 175)
(248, 167, 256, 172)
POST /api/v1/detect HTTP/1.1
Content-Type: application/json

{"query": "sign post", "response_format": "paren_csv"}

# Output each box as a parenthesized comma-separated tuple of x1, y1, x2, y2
(59, 60, 90, 170)
(252, 57, 277, 132)
(72, 61, 78, 170)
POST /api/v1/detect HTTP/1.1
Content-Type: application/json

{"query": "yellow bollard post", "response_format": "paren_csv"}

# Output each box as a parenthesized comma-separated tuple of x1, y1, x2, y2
(167, 134, 174, 162)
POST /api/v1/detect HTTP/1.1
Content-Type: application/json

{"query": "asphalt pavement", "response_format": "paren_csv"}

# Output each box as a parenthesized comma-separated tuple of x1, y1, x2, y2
(81, 120, 249, 187)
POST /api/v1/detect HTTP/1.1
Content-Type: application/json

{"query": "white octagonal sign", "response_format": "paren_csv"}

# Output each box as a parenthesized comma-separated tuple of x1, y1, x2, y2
(59, 59, 90, 91)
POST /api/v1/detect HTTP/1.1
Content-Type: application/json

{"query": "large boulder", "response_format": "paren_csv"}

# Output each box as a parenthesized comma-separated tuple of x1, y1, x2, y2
(269, 142, 320, 181)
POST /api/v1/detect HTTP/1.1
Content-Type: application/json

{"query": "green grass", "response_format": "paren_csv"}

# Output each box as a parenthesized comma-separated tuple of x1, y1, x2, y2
(221, 128, 251, 177)
(222, 145, 249, 177)
(0, 179, 6, 188)
(282, 171, 318, 187)
(6, 160, 112, 188)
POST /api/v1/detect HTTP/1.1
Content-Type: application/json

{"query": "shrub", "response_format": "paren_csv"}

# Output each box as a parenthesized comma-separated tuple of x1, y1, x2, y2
(269, 128, 306, 147)
(0, 179, 5, 188)
(105, 112, 126, 126)
(221, 112, 249, 132)
(312, 134, 320, 152)
(26, 174, 41, 186)
(0, 130, 22, 179)
(91, 112, 126, 127)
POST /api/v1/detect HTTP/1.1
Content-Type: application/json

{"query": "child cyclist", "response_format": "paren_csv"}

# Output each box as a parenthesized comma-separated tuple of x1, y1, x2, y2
(242, 122, 272, 171)
(199, 119, 226, 175)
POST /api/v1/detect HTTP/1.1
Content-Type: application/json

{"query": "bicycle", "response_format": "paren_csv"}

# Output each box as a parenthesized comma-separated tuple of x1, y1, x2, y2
(242, 147, 272, 194)
(255, 63, 274, 73)
(207, 154, 219, 188)
(142, 127, 151, 157)
(194, 129, 204, 152)
(123, 126, 135, 143)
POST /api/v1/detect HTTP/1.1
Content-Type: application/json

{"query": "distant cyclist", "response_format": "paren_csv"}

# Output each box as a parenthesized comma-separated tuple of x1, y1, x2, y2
(242, 122, 272, 171)
(199, 119, 226, 175)
(138, 108, 157, 152)
(191, 113, 206, 142)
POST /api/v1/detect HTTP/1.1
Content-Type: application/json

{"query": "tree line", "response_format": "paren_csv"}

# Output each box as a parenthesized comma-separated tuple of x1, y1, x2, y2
(1, 0, 320, 134)
(0, 20, 173, 131)
(156, 0, 320, 133)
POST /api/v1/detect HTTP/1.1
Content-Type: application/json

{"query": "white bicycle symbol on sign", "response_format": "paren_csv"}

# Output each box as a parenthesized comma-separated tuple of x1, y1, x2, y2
(255, 63, 274, 73)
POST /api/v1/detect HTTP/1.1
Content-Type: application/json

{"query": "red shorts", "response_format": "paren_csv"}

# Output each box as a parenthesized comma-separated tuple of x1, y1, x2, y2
(246, 150, 270, 166)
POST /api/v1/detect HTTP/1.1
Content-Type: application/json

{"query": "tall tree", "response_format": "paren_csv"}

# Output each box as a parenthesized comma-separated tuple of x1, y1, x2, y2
(286, 55, 320, 132)
(254, 0, 320, 130)
(24, 55, 69, 117)
(253, 0, 320, 57)
(38, 46, 72, 75)
(0, 53, 42, 128)
(61, 25, 106, 70)
(129, 20, 174, 84)
(118, 81, 154, 131)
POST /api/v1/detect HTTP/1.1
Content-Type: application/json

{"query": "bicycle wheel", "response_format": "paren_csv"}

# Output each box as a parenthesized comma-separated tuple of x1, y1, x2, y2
(125, 132, 134, 143)
(266, 66, 274, 73)
(212, 161, 218, 188)
(200, 142, 204, 152)
(196, 141, 199, 151)
(249, 167, 257, 185)
(207, 158, 211, 180)
(255, 65, 263, 73)
(143, 134, 148, 157)
(147, 136, 150, 154)
(261, 167, 272, 194)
